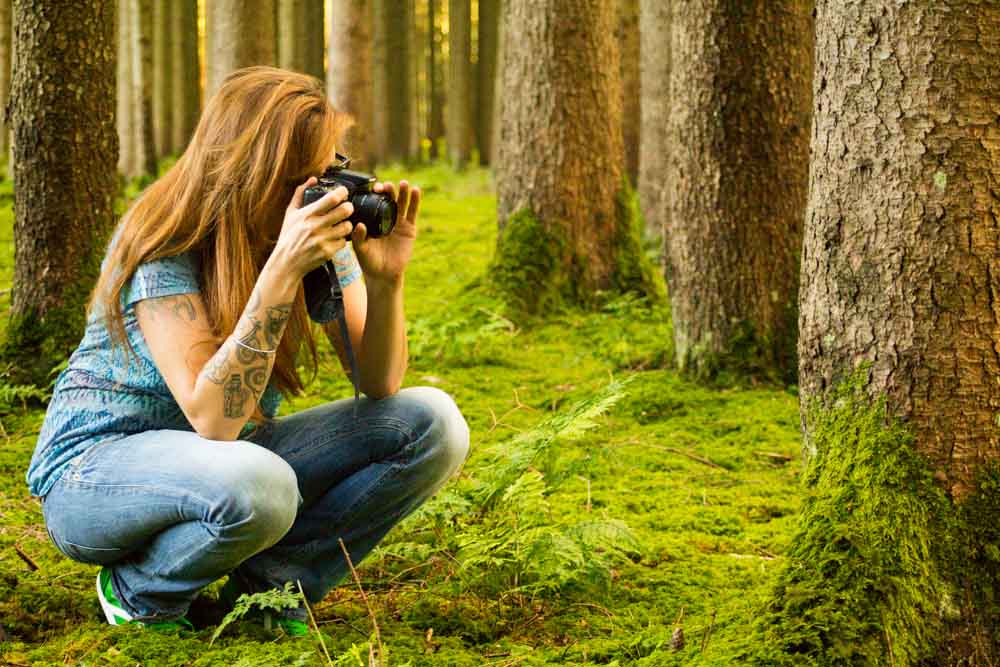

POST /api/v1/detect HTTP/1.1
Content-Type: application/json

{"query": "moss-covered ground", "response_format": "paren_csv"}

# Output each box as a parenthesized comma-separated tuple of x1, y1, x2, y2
(0, 165, 804, 666)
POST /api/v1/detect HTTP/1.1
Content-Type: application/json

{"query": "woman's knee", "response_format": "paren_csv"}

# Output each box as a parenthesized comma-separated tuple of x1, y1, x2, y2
(399, 386, 470, 477)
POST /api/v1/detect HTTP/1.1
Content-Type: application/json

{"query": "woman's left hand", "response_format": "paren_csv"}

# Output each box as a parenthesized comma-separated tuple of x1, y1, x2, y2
(350, 180, 419, 284)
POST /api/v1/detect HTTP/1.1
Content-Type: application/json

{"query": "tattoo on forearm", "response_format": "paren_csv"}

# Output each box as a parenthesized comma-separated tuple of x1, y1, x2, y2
(223, 373, 250, 418)
(244, 364, 268, 396)
(235, 316, 266, 363)
(265, 304, 292, 348)
(204, 340, 234, 384)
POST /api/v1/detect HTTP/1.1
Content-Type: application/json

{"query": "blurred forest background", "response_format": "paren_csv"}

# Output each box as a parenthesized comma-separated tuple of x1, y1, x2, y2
(1, 1, 1000, 666)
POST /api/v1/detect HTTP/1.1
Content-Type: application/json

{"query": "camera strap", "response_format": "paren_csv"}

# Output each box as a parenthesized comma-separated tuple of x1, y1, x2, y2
(326, 261, 361, 418)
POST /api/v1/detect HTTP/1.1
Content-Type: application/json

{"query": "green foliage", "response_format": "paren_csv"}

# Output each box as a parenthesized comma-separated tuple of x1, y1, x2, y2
(748, 374, 953, 667)
(209, 582, 303, 645)
(490, 208, 568, 315)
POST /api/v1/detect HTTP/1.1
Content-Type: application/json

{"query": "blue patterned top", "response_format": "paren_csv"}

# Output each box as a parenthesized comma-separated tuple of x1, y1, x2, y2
(26, 229, 361, 498)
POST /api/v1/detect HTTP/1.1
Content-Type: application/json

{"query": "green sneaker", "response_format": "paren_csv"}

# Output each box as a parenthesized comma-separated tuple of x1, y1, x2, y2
(273, 616, 310, 637)
(218, 576, 309, 637)
(96, 567, 194, 631)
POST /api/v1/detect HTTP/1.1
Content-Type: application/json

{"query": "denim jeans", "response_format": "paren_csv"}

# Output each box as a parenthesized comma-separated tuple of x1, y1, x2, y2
(41, 386, 470, 622)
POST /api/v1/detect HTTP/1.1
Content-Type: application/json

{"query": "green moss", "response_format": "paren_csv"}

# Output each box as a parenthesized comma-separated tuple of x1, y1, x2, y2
(747, 373, 1000, 666)
(489, 207, 569, 315)
(610, 181, 667, 305)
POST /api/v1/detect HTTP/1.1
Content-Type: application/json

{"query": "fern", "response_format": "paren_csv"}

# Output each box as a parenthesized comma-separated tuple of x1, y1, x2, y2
(209, 582, 303, 645)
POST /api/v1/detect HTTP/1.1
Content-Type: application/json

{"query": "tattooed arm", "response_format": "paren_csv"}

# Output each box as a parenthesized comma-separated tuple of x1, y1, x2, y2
(136, 261, 299, 441)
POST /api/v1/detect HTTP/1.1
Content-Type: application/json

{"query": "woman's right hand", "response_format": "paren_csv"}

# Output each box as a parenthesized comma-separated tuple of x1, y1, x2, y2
(270, 177, 356, 280)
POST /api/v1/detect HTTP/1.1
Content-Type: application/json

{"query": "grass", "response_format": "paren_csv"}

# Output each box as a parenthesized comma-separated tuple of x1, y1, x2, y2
(0, 163, 804, 666)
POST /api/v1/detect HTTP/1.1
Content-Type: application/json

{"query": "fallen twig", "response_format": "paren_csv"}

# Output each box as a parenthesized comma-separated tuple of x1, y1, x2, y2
(339, 538, 384, 667)
(647, 444, 726, 470)
(13, 544, 38, 571)
(753, 450, 793, 463)
(296, 580, 333, 666)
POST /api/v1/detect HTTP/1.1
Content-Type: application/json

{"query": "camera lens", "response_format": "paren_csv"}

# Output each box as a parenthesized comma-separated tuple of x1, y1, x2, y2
(352, 192, 397, 238)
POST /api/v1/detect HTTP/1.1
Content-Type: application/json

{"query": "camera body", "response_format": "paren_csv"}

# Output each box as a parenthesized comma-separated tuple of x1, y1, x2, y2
(302, 164, 397, 239)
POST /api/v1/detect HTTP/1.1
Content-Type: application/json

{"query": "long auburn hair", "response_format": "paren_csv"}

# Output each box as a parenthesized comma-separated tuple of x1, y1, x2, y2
(90, 66, 350, 423)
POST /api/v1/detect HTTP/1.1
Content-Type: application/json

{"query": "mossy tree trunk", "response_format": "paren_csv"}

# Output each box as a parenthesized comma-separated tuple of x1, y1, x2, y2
(373, 0, 413, 164)
(152, 0, 173, 160)
(617, 0, 640, 186)
(447, 0, 472, 168)
(791, 1, 1000, 662)
(0, 0, 11, 175)
(278, 0, 325, 80)
(205, 0, 277, 99)
(328, 0, 374, 169)
(638, 0, 669, 242)
(6, 0, 117, 385)
(475, 0, 499, 166)
(667, 0, 812, 381)
(494, 0, 659, 313)
(170, 0, 200, 154)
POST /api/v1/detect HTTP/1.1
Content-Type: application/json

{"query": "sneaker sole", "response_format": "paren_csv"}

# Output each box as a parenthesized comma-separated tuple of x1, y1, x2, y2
(96, 569, 133, 625)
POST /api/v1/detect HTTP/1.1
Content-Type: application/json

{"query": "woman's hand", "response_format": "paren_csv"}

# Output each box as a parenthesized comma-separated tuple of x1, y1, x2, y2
(351, 180, 420, 284)
(269, 177, 356, 281)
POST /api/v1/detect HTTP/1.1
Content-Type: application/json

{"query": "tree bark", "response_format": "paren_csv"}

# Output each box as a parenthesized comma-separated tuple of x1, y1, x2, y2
(795, 3, 1000, 660)
(476, 0, 498, 165)
(152, 0, 173, 159)
(130, 0, 156, 176)
(495, 0, 654, 310)
(427, 0, 444, 159)
(446, 0, 471, 168)
(6, 0, 117, 384)
(278, 0, 325, 80)
(667, 0, 812, 380)
(373, 0, 412, 163)
(116, 0, 135, 176)
(170, 0, 200, 154)
(638, 0, 669, 242)
(327, 0, 374, 169)
(0, 0, 11, 175)
(205, 0, 277, 100)
(617, 0, 640, 185)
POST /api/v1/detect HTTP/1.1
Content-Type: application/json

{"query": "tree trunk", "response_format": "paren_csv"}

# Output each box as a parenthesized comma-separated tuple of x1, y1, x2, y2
(328, 0, 374, 169)
(116, 0, 135, 176)
(373, 0, 413, 163)
(617, 0, 640, 185)
(427, 0, 444, 159)
(0, 0, 11, 176)
(152, 0, 173, 159)
(205, 0, 277, 99)
(475, 0, 498, 166)
(638, 0, 669, 243)
(446, 0, 471, 168)
(170, 0, 200, 154)
(781, 4, 1000, 662)
(278, 0, 325, 80)
(130, 0, 156, 176)
(666, 0, 812, 380)
(494, 0, 657, 312)
(5, 0, 117, 384)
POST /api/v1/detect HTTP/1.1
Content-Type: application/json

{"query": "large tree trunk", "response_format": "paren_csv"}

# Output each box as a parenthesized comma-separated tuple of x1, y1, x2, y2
(638, 0, 669, 243)
(206, 0, 277, 99)
(0, 0, 11, 176)
(666, 0, 812, 380)
(373, 0, 413, 163)
(130, 0, 156, 176)
(278, 0, 325, 80)
(427, 0, 444, 159)
(447, 0, 471, 168)
(617, 0, 640, 185)
(327, 0, 374, 169)
(475, 0, 498, 166)
(780, 4, 1000, 662)
(152, 0, 173, 159)
(171, 0, 200, 154)
(5, 0, 117, 384)
(495, 0, 656, 312)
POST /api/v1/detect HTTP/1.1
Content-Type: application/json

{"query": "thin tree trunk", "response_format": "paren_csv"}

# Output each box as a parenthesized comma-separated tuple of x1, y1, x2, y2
(476, 0, 498, 165)
(0, 0, 11, 176)
(152, 0, 173, 159)
(117, 0, 135, 176)
(328, 0, 374, 168)
(618, 0, 640, 185)
(373, 0, 413, 163)
(6, 0, 117, 384)
(130, 0, 156, 176)
(206, 0, 277, 99)
(447, 0, 471, 168)
(666, 0, 812, 380)
(278, 0, 325, 80)
(639, 0, 669, 241)
(791, 2, 1000, 661)
(427, 0, 444, 159)
(171, 0, 200, 154)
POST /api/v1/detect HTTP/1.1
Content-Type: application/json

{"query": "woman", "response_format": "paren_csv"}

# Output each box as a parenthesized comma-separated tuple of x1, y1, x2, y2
(25, 66, 469, 634)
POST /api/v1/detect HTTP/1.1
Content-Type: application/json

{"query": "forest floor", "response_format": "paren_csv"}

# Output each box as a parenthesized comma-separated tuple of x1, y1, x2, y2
(0, 165, 803, 666)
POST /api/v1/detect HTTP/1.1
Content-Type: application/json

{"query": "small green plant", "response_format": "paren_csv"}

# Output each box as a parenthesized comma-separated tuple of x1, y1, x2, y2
(209, 582, 303, 645)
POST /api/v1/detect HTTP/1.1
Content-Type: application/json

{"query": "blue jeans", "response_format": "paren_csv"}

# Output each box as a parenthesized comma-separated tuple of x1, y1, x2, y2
(41, 387, 469, 622)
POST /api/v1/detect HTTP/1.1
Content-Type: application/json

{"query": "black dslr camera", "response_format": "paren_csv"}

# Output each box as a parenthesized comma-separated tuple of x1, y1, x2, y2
(302, 153, 397, 324)
(302, 153, 397, 238)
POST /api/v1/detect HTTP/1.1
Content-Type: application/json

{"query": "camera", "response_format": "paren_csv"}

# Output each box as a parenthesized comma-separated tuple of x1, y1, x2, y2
(302, 153, 397, 238)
